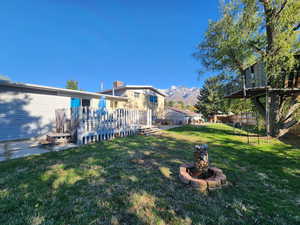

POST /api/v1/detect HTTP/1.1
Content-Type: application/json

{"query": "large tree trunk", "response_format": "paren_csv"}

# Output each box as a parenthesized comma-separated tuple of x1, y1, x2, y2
(254, 0, 300, 137)
(252, 94, 300, 137)
(269, 93, 281, 137)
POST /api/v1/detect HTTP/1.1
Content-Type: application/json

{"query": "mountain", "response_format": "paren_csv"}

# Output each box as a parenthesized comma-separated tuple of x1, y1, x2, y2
(160, 86, 200, 105)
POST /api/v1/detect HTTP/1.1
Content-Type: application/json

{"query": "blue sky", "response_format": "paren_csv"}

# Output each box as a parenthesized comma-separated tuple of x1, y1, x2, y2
(0, 0, 219, 91)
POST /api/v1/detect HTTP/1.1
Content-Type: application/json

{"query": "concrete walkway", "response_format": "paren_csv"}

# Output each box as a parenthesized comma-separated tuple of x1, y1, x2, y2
(158, 125, 183, 130)
(0, 126, 182, 162)
(0, 140, 77, 162)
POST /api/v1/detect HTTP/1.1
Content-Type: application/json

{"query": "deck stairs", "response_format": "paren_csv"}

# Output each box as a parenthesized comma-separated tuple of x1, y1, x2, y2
(138, 126, 162, 136)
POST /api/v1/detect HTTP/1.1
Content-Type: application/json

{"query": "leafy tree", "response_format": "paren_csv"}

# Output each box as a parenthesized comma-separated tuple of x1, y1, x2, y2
(66, 80, 79, 90)
(195, 0, 300, 137)
(194, 0, 259, 76)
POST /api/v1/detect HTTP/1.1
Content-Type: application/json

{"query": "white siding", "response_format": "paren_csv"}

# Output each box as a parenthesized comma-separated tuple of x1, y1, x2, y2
(0, 91, 70, 141)
(165, 109, 188, 125)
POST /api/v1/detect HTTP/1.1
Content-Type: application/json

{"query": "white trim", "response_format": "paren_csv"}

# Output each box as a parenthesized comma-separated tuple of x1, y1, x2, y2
(0, 82, 128, 101)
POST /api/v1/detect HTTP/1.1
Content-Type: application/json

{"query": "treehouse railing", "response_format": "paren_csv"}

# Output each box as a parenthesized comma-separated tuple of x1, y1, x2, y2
(224, 67, 300, 97)
(224, 78, 243, 97)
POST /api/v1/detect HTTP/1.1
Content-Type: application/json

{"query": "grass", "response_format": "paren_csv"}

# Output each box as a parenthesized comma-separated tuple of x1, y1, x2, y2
(0, 124, 299, 225)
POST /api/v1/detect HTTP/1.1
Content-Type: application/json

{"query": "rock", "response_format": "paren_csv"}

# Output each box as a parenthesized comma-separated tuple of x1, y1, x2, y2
(179, 164, 193, 184)
(206, 177, 221, 188)
(191, 178, 207, 192)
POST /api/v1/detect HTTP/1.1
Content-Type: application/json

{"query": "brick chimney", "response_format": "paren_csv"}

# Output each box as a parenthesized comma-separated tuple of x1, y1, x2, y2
(113, 80, 124, 88)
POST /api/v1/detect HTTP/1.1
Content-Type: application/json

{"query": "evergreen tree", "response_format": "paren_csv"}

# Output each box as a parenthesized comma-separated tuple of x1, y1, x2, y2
(195, 74, 230, 118)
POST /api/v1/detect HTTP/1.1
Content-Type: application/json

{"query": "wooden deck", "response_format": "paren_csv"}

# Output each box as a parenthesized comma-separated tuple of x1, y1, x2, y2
(224, 59, 300, 99)
(225, 86, 300, 99)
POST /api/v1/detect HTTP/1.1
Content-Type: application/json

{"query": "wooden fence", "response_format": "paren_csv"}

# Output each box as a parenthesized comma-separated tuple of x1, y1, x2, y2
(69, 107, 152, 145)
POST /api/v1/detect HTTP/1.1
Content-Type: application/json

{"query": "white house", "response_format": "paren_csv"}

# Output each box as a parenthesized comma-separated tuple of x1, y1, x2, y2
(165, 107, 203, 125)
(0, 81, 128, 142)
(100, 81, 166, 121)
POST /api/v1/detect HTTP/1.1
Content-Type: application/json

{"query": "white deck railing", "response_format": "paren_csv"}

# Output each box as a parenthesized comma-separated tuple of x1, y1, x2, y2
(70, 107, 152, 145)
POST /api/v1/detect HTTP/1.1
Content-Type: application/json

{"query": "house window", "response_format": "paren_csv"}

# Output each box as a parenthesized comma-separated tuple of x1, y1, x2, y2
(134, 92, 140, 98)
(149, 95, 158, 103)
(82, 99, 90, 107)
(110, 101, 118, 109)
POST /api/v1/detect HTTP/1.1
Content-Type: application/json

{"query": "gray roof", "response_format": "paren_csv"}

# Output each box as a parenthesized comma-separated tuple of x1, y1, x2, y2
(168, 107, 202, 117)
(100, 85, 166, 97)
(0, 81, 128, 101)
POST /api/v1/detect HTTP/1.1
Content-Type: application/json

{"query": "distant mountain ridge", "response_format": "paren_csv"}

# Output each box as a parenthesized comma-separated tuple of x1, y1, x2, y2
(160, 85, 200, 105)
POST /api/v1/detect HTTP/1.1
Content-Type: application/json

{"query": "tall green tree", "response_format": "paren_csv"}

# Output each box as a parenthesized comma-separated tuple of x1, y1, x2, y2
(195, 0, 300, 137)
(66, 80, 79, 90)
(195, 74, 230, 118)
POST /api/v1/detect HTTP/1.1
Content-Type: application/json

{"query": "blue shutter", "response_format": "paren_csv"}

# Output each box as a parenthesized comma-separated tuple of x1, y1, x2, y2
(98, 96, 107, 115)
(71, 98, 80, 108)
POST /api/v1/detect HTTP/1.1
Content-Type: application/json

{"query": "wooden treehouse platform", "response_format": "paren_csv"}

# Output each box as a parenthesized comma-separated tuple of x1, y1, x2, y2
(224, 60, 300, 99)
(225, 87, 300, 99)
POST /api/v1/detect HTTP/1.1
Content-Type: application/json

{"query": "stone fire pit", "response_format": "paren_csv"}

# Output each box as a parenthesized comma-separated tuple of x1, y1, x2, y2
(179, 144, 227, 192)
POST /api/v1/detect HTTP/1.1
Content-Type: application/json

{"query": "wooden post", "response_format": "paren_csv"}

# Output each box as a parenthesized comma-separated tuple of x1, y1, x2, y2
(266, 88, 270, 142)
(77, 107, 83, 145)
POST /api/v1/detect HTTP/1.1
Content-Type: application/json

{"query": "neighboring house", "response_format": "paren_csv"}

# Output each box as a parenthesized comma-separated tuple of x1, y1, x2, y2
(100, 81, 166, 121)
(0, 81, 128, 141)
(165, 107, 203, 125)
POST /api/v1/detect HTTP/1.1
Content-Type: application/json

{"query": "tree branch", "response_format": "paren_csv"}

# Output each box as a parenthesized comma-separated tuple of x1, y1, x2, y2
(281, 118, 298, 129)
(278, 95, 286, 120)
(252, 97, 266, 117)
(228, 49, 244, 71)
(248, 42, 266, 56)
(275, 0, 288, 18)
(277, 120, 299, 137)
(282, 102, 300, 123)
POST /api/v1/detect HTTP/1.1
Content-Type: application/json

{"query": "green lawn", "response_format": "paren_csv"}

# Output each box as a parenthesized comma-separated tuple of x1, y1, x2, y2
(0, 124, 299, 225)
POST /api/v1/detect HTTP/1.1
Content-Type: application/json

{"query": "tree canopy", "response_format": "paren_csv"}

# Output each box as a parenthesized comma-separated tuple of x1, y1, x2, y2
(66, 80, 79, 90)
(195, 0, 299, 80)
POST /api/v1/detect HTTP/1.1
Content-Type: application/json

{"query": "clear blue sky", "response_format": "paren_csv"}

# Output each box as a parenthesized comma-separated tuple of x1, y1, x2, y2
(0, 0, 219, 91)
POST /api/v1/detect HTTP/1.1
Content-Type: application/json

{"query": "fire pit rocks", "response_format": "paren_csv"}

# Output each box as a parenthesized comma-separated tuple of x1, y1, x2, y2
(179, 144, 227, 192)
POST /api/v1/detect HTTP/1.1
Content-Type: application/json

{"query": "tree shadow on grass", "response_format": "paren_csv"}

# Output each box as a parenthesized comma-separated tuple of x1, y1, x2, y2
(0, 130, 299, 225)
